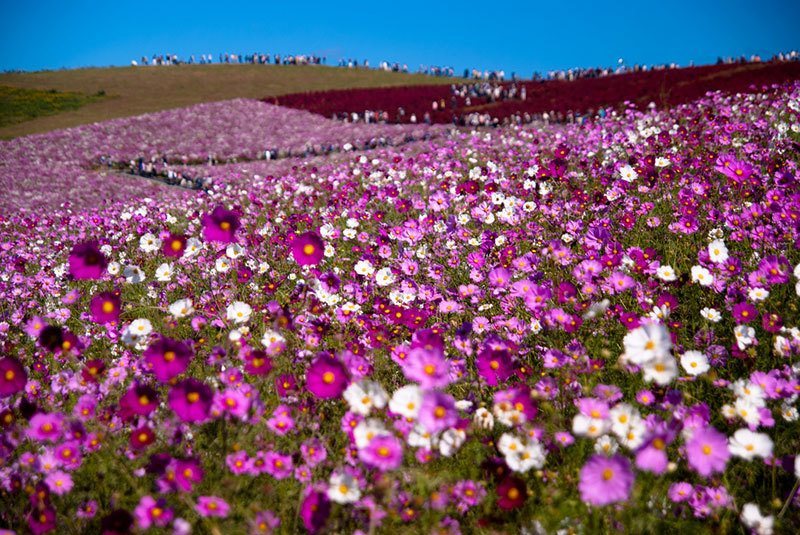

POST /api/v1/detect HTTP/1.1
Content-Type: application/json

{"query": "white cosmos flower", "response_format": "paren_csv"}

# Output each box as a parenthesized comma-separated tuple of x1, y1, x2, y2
(108, 261, 121, 275)
(701, 307, 722, 322)
(123, 265, 146, 284)
(505, 439, 546, 472)
(748, 287, 769, 302)
(572, 414, 609, 438)
(389, 385, 422, 420)
(594, 435, 619, 455)
(691, 265, 714, 287)
(226, 301, 252, 324)
(642, 356, 678, 385)
(261, 329, 285, 348)
(139, 233, 161, 253)
(328, 473, 361, 504)
(127, 318, 152, 338)
(155, 262, 173, 282)
(733, 398, 762, 427)
(169, 298, 194, 318)
(343, 380, 388, 416)
(473, 407, 494, 430)
(740, 503, 774, 535)
(622, 322, 672, 366)
(354, 260, 375, 277)
(619, 164, 638, 182)
(225, 243, 244, 259)
(680, 351, 710, 376)
(609, 403, 640, 437)
(184, 237, 203, 257)
(707, 240, 729, 264)
(728, 429, 773, 460)
(734, 325, 756, 350)
(215, 257, 231, 273)
(353, 418, 390, 449)
(657, 265, 677, 281)
(618, 419, 647, 450)
(375, 267, 395, 287)
(438, 428, 466, 457)
(655, 157, 670, 168)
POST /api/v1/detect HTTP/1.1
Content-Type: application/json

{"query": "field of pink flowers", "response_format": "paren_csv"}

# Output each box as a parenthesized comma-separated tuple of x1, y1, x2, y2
(1, 83, 799, 534)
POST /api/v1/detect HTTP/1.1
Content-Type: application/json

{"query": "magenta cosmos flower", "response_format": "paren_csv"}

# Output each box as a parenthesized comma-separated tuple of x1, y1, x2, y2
(305, 355, 349, 399)
(144, 336, 194, 383)
(119, 383, 159, 417)
(0, 357, 27, 397)
(402, 347, 452, 388)
(300, 489, 331, 534)
(68, 241, 108, 280)
(358, 434, 404, 471)
(27, 413, 64, 442)
(168, 379, 214, 423)
(202, 206, 240, 243)
(89, 291, 121, 324)
(685, 426, 730, 477)
(291, 231, 325, 266)
(134, 495, 173, 529)
(162, 233, 187, 257)
(496, 475, 527, 510)
(578, 454, 634, 506)
(475, 344, 513, 386)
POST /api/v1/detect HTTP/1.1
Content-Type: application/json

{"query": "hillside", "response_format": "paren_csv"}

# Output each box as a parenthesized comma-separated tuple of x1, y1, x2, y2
(0, 64, 462, 138)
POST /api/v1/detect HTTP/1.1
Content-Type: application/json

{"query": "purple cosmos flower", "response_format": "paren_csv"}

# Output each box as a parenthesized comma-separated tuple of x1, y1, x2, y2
(300, 489, 330, 534)
(44, 471, 73, 495)
(144, 336, 194, 383)
(418, 390, 458, 433)
(162, 233, 187, 257)
(305, 355, 349, 399)
(202, 206, 240, 243)
(668, 482, 694, 503)
(685, 426, 730, 477)
(291, 231, 325, 266)
(27, 413, 64, 442)
(89, 291, 121, 324)
(0, 357, 27, 398)
(130, 425, 156, 450)
(475, 344, 513, 386)
(578, 454, 634, 506)
(168, 379, 214, 423)
(263, 451, 294, 479)
(119, 383, 159, 418)
(635, 436, 670, 474)
(196, 496, 230, 518)
(68, 241, 108, 280)
(496, 476, 527, 510)
(28, 506, 57, 535)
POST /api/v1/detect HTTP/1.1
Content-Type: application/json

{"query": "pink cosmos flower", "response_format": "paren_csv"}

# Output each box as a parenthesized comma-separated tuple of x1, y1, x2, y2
(578, 454, 634, 506)
(402, 347, 451, 388)
(89, 291, 121, 324)
(358, 434, 404, 471)
(144, 336, 194, 383)
(27, 413, 64, 442)
(168, 379, 214, 423)
(291, 231, 325, 266)
(196, 496, 230, 518)
(300, 489, 330, 534)
(418, 390, 458, 433)
(305, 355, 349, 399)
(134, 495, 173, 529)
(685, 426, 730, 477)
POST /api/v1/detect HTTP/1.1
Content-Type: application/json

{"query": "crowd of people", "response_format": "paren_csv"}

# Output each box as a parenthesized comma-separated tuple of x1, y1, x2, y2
(133, 53, 326, 66)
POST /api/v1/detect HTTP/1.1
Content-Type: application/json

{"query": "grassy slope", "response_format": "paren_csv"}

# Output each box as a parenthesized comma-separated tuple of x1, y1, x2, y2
(0, 64, 462, 139)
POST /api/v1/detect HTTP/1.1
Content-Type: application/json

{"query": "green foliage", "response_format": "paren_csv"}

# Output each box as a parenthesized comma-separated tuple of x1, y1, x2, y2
(0, 85, 104, 127)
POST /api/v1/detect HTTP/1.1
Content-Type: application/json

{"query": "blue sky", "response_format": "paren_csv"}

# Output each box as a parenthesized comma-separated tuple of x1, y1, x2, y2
(1, 0, 798, 75)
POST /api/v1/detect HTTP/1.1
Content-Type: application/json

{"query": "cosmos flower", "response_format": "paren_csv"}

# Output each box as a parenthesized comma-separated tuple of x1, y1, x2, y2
(418, 390, 458, 433)
(202, 206, 240, 243)
(358, 434, 404, 471)
(496, 476, 527, 510)
(196, 496, 230, 518)
(0, 357, 27, 397)
(143, 336, 194, 382)
(306, 355, 349, 399)
(300, 489, 331, 534)
(134, 496, 173, 529)
(291, 231, 325, 266)
(402, 347, 452, 388)
(162, 233, 187, 257)
(578, 454, 634, 506)
(686, 427, 731, 477)
(89, 291, 121, 324)
(168, 379, 214, 423)
(68, 241, 108, 280)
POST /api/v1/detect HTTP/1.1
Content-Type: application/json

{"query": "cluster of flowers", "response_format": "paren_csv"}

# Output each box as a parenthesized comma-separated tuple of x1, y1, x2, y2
(0, 99, 440, 213)
(0, 81, 799, 533)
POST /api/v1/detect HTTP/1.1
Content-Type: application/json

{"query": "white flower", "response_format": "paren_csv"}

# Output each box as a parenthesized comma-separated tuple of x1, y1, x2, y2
(609, 403, 639, 437)
(740, 503, 774, 535)
(621, 322, 672, 366)
(155, 262, 173, 282)
(375, 267, 395, 287)
(707, 240, 729, 264)
(795, 455, 800, 479)
(680, 351, 710, 376)
(728, 429, 773, 460)
(439, 428, 466, 457)
(642, 356, 678, 385)
(343, 380, 388, 416)
(473, 407, 494, 430)
(354, 260, 375, 277)
(733, 398, 762, 427)
(169, 298, 194, 318)
(215, 257, 231, 273)
(107, 261, 121, 275)
(261, 329, 285, 349)
(139, 233, 161, 253)
(503, 436, 546, 473)
(657, 265, 677, 281)
(184, 237, 203, 257)
(225, 244, 244, 259)
(594, 435, 619, 455)
(572, 414, 609, 438)
(748, 287, 769, 302)
(226, 301, 252, 324)
(328, 473, 361, 504)
(691, 265, 714, 287)
(123, 265, 146, 284)
(655, 157, 670, 168)
(619, 164, 638, 182)
(389, 385, 422, 420)
(701, 307, 722, 322)
(127, 318, 152, 338)
(734, 325, 756, 350)
(353, 418, 390, 449)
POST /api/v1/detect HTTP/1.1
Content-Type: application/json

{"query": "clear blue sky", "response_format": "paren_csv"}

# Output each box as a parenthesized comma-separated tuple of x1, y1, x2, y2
(1, 0, 798, 75)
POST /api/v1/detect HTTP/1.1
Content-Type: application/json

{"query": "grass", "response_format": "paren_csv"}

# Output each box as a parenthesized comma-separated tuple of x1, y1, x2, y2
(0, 64, 463, 139)
(0, 85, 105, 128)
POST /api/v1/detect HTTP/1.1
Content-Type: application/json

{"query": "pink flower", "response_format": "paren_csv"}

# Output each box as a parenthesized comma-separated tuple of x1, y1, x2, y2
(358, 434, 403, 471)
(202, 206, 240, 243)
(578, 454, 634, 506)
(196, 496, 230, 518)
(68, 241, 108, 279)
(685, 426, 730, 477)
(305, 355, 349, 399)
(291, 231, 325, 266)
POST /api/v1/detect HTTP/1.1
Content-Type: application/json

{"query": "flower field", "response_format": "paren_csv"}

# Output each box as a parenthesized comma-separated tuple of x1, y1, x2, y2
(0, 81, 799, 534)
